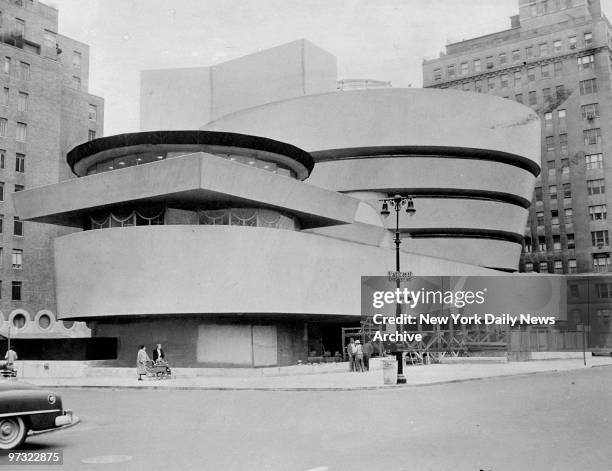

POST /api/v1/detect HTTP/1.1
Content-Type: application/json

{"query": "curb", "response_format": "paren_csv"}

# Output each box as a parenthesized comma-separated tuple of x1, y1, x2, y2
(27, 363, 612, 392)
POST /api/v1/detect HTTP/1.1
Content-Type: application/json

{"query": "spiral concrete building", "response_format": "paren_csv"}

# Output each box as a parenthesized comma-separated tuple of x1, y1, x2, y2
(14, 88, 541, 367)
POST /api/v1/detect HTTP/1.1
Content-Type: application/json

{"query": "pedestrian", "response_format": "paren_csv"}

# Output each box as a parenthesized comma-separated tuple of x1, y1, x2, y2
(362, 340, 374, 371)
(152, 343, 165, 364)
(354, 340, 365, 372)
(346, 337, 357, 371)
(136, 345, 150, 381)
(4, 347, 17, 370)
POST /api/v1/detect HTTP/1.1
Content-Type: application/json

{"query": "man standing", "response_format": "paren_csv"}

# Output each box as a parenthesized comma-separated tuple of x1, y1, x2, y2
(4, 348, 17, 369)
(346, 337, 357, 372)
(152, 344, 165, 363)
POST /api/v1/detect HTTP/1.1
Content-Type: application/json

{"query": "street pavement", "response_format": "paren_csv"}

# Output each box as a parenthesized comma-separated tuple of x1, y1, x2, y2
(2, 366, 611, 471)
(22, 356, 612, 390)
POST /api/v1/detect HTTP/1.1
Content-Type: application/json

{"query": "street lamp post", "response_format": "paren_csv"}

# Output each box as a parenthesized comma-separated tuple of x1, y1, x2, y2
(380, 194, 416, 384)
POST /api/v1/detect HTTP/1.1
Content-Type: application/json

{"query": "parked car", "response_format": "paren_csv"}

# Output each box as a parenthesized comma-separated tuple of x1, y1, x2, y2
(0, 380, 79, 450)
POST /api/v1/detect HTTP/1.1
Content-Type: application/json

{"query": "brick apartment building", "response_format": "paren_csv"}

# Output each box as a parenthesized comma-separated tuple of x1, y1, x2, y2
(423, 0, 612, 275)
(0, 0, 103, 339)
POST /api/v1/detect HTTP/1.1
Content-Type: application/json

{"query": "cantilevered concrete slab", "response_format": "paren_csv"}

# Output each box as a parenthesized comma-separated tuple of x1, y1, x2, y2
(14, 152, 358, 229)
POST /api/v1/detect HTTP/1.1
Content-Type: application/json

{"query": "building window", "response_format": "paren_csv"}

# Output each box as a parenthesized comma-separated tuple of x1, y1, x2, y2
(539, 261, 549, 273)
(475, 80, 482, 93)
(526, 46, 534, 58)
(558, 109, 567, 128)
(88, 104, 97, 121)
(545, 136, 555, 151)
(433, 68, 441, 82)
(71, 76, 81, 89)
(567, 232, 575, 248)
(589, 204, 607, 221)
(583, 128, 602, 146)
(585, 153, 603, 169)
(561, 158, 569, 174)
(0, 182, 4, 202)
(564, 209, 573, 226)
(551, 210, 559, 226)
(512, 49, 520, 61)
(88, 129, 96, 141)
(524, 237, 532, 253)
(14, 18, 25, 37)
(553, 235, 561, 250)
(0, 215, 3, 234)
(554, 39, 562, 52)
(555, 84, 565, 100)
(543, 87, 551, 101)
(584, 32, 593, 47)
(486, 56, 494, 69)
(587, 178, 605, 195)
(447, 65, 455, 78)
(14, 184, 23, 192)
(499, 52, 507, 65)
(13, 216, 22, 237)
(3, 57, 10, 75)
(592, 230, 609, 247)
(581, 103, 599, 119)
(11, 280, 21, 301)
(16, 122, 26, 142)
(579, 78, 597, 95)
(473, 59, 481, 72)
(527, 67, 536, 82)
(535, 186, 543, 202)
(569, 35, 577, 49)
(553, 61, 563, 78)
(18, 62, 29, 81)
(544, 112, 553, 129)
(500, 74, 509, 89)
(487, 77, 495, 90)
(538, 62, 550, 78)
(515, 93, 523, 103)
(15, 154, 24, 173)
(0, 149, 5, 169)
(554, 260, 563, 273)
(0, 118, 7, 137)
(460, 62, 468, 75)
(73, 51, 81, 68)
(594, 255, 612, 273)
(563, 183, 571, 199)
(525, 262, 534, 272)
(536, 211, 545, 227)
(559, 133, 568, 155)
(578, 54, 595, 71)
(17, 92, 27, 112)
(596, 284, 612, 298)
(568, 259, 577, 273)
(547, 160, 555, 177)
(11, 249, 22, 269)
(549, 184, 557, 198)
(528, 90, 537, 105)
(1, 87, 7, 107)
(539, 43, 548, 56)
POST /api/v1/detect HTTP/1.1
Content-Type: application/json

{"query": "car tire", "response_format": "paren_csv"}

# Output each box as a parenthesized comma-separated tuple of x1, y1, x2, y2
(0, 417, 27, 450)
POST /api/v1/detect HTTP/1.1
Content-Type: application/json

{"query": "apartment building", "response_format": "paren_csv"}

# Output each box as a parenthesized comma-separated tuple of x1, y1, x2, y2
(0, 0, 103, 339)
(423, 0, 612, 275)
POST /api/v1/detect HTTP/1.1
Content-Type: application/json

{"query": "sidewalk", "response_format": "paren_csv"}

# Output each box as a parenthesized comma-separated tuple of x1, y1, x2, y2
(22, 356, 612, 391)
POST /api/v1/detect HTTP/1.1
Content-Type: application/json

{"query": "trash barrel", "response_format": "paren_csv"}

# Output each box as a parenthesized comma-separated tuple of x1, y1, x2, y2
(382, 357, 398, 385)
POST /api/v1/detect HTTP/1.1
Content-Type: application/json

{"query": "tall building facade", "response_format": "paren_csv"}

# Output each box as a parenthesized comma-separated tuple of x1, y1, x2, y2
(423, 0, 612, 275)
(0, 0, 103, 339)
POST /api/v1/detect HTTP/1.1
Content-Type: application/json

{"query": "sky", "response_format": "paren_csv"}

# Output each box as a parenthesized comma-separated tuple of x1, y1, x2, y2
(44, 0, 612, 135)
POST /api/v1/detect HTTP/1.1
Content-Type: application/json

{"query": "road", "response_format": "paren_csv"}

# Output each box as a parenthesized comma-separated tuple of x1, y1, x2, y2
(2, 367, 611, 471)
